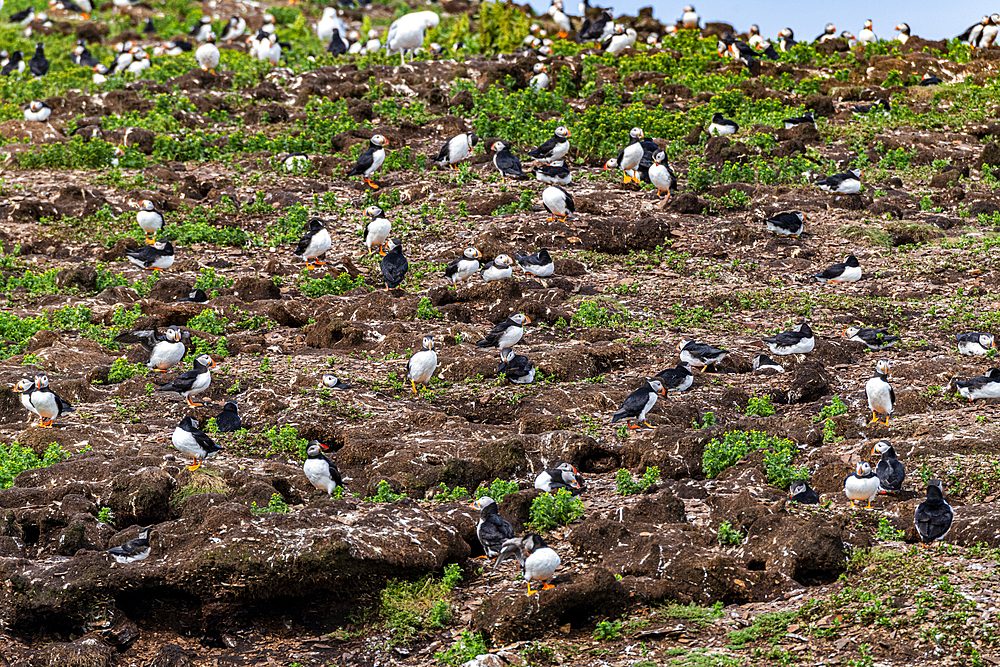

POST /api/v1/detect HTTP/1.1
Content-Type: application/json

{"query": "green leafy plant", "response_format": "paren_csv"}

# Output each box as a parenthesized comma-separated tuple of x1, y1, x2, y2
(186, 309, 228, 336)
(572, 300, 629, 328)
(814, 396, 848, 422)
(107, 357, 146, 383)
(96, 507, 115, 526)
(381, 564, 462, 645)
(703, 430, 807, 488)
(717, 521, 743, 546)
(592, 619, 623, 641)
(301, 272, 367, 298)
(615, 466, 660, 495)
(416, 297, 444, 320)
(474, 478, 519, 503)
(194, 267, 233, 292)
(431, 483, 469, 502)
(263, 425, 310, 460)
(367, 480, 406, 502)
(435, 630, 489, 665)
(0, 442, 68, 489)
(251, 492, 290, 515)
(726, 610, 797, 647)
(744, 394, 775, 417)
(528, 488, 585, 532)
(875, 517, 905, 541)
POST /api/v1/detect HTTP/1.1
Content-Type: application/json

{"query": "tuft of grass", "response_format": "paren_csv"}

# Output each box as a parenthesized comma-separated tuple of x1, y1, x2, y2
(301, 272, 367, 298)
(264, 425, 310, 461)
(435, 630, 489, 665)
(658, 601, 724, 627)
(726, 611, 797, 647)
(592, 619, 623, 641)
(381, 564, 462, 645)
(172, 470, 229, 505)
(416, 297, 444, 320)
(874, 516, 905, 541)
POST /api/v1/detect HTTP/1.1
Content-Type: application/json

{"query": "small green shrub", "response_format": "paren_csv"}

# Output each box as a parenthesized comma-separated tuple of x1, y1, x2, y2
(301, 272, 367, 298)
(186, 309, 228, 335)
(592, 619, 623, 641)
(814, 396, 848, 421)
(875, 517, 904, 541)
(251, 493, 291, 515)
(431, 483, 469, 502)
(435, 630, 489, 665)
(96, 507, 115, 526)
(381, 565, 461, 645)
(416, 297, 443, 320)
(703, 430, 807, 488)
(107, 357, 146, 383)
(529, 488, 585, 532)
(745, 394, 775, 417)
(194, 267, 233, 292)
(572, 300, 629, 328)
(615, 466, 660, 495)
(717, 521, 743, 545)
(727, 611, 797, 647)
(367, 480, 406, 502)
(263, 425, 310, 460)
(474, 478, 519, 503)
(0, 443, 69, 489)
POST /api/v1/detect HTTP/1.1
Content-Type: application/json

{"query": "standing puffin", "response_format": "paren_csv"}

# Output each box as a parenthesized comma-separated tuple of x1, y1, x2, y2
(865, 359, 895, 426)
(29, 374, 74, 428)
(135, 199, 164, 244)
(608, 127, 645, 184)
(472, 496, 515, 558)
(534, 463, 582, 493)
(432, 132, 478, 169)
(914, 480, 953, 548)
(777, 27, 797, 51)
(789, 481, 820, 504)
(362, 205, 391, 254)
(220, 16, 246, 42)
(156, 354, 216, 407)
(477, 314, 530, 352)
(872, 440, 905, 494)
(542, 185, 574, 221)
(214, 400, 241, 433)
(954, 367, 1000, 401)
(108, 527, 153, 564)
(765, 212, 804, 237)
(189, 16, 213, 42)
(498, 346, 535, 384)
(294, 218, 332, 270)
(481, 255, 514, 282)
(813, 255, 861, 283)
(527, 126, 571, 164)
(610, 378, 666, 429)
(126, 241, 175, 271)
(815, 23, 837, 42)
(515, 249, 554, 278)
(677, 339, 727, 371)
(490, 141, 525, 180)
(654, 362, 693, 392)
(844, 461, 880, 508)
(28, 43, 48, 77)
(680, 5, 699, 29)
(782, 111, 814, 129)
(24, 100, 50, 122)
(171, 416, 222, 471)
(445, 247, 483, 286)
(113, 325, 189, 373)
(648, 150, 677, 198)
(762, 322, 815, 356)
(194, 33, 219, 73)
(303, 442, 344, 495)
(843, 326, 899, 351)
(378, 237, 409, 291)
(406, 335, 437, 393)
(708, 113, 739, 136)
(347, 134, 388, 189)
(894, 23, 910, 44)
(495, 533, 561, 595)
(817, 168, 862, 194)
(529, 63, 549, 90)
(956, 332, 995, 356)
(857, 19, 877, 44)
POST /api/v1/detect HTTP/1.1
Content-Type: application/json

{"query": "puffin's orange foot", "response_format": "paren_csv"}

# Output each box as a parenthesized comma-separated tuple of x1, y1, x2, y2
(541, 583, 556, 590)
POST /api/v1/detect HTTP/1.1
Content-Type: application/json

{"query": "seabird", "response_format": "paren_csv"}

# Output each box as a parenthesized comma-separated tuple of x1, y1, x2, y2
(495, 534, 561, 595)
(852, 99, 890, 115)
(857, 19, 877, 44)
(304, 441, 344, 494)
(445, 247, 482, 285)
(1, 51, 24, 76)
(378, 237, 409, 291)
(765, 212, 804, 237)
(777, 27, 796, 51)
(108, 527, 152, 563)
(844, 461, 879, 508)
(605, 26, 637, 54)
(956, 332, 995, 356)
(481, 255, 514, 282)
(293, 218, 332, 270)
(220, 16, 246, 42)
(498, 346, 535, 384)
(23, 100, 50, 122)
(10, 6, 35, 25)
(472, 496, 516, 557)
(515, 249, 554, 278)
(610, 378, 665, 429)
(954, 367, 1000, 401)
(178, 289, 208, 303)
(789, 481, 820, 504)
(490, 141, 525, 180)
(362, 205, 391, 254)
(28, 374, 73, 428)
(752, 354, 785, 373)
(648, 150, 677, 198)
(282, 153, 310, 173)
(327, 28, 348, 56)
(189, 16, 213, 42)
(135, 199, 164, 244)
(843, 326, 899, 351)
(677, 339, 727, 371)
(708, 112, 739, 136)
(548, 4, 571, 39)
(28, 43, 47, 77)
(432, 132, 479, 169)
(316, 7, 348, 43)
(534, 463, 582, 493)
(126, 241, 174, 271)
(813, 255, 861, 283)
(783, 110, 814, 129)
(113, 325, 189, 373)
(654, 362, 693, 392)
(895, 23, 910, 44)
(15, 378, 39, 423)
(529, 63, 549, 90)
(194, 33, 220, 73)
(406, 335, 437, 393)
(385, 10, 439, 65)
(214, 400, 241, 433)
(872, 440, 905, 494)
(762, 322, 815, 356)
(156, 353, 216, 407)
(815, 23, 837, 42)
(542, 185, 574, 221)
(865, 359, 894, 426)
(527, 126, 571, 164)
(318, 374, 352, 390)
(534, 160, 572, 185)
(171, 415, 222, 471)
(477, 314, 530, 352)
(680, 5, 699, 29)
(607, 126, 644, 184)
(914, 480, 953, 547)
(346, 134, 388, 189)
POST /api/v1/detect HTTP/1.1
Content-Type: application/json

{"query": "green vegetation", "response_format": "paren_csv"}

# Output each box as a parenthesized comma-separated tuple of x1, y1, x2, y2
(703, 430, 807, 488)
(172, 470, 229, 505)
(416, 297, 444, 320)
(431, 483, 469, 502)
(301, 272, 367, 298)
(572, 300, 629, 328)
(367, 480, 407, 503)
(107, 357, 146, 383)
(744, 394, 775, 417)
(473, 478, 519, 503)
(435, 630, 489, 665)
(814, 396, 848, 421)
(875, 517, 905, 541)
(96, 507, 115, 527)
(251, 492, 291, 515)
(592, 619, 623, 641)
(615, 466, 660, 495)
(0, 443, 68, 489)
(263, 425, 310, 460)
(727, 610, 797, 647)
(381, 563, 462, 645)
(528, 488, 585, 532)
(716, 521, 743, 546)
(658, 601, 724, 627)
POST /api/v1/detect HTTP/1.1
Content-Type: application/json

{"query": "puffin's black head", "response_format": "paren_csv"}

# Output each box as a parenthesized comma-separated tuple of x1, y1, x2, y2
(308, 218, 325, 231)
(536, 248, 551, 262)
(789, 481, 807, 498)
(222, 400, 238, 413)
(871, 440, 895, 458)
(523, 533, 548, 552)
(180, 415, 199, 430)
(34, 43, 44, 54)
(926, 479, 944, 499)
(845, 255, 860, 267)
(711, 112, 725, 122)
(469, 132, 480, 146)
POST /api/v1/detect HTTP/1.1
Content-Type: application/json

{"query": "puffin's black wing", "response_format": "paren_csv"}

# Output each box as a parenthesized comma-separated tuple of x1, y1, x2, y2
(915, 500, 953, 541)
(476, 320, 512, 348)
(432, 139, 452, 162)
(114, 328, 162, 352)
(158, 369, 198, 393)
(192, 429, 221, 454)
(125, 246, 162, 264)
(611, 386, 648, 422)
(763, 331, 807, 346)
(347, 147, 375, 177)
(495, 150, 524, 177)
(876, 459, 905, 492)
(527, 136, 558, 159)
(480, 512, 515, 552)
(294, 228, 316, 256)
(57, 394, 75, 413)
(814, 261, 847, 280)
(381, 249, 408, 289)
(443, 255, 463, 279)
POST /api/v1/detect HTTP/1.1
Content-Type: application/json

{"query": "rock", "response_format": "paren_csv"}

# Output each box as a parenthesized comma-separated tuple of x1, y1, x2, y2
(106, 127, 156, 154)
(146, 644, 197, 667)
(622, 489, 686, 524)
(53, 186, 109, 218)
(945, 503, 1000, 547)
(1, 119, 65, 144)
(930, 170, 961, 188)
(498, 489, 542, 532)
(233, 277, 281, 301)
(28, 638, 115, 667)
(146, 278, 195, 302)
(786, 360, 832, 403)
(56, 265, 98, 292)
(980, 142, 1000, 168)
(106, 467, 176, 527)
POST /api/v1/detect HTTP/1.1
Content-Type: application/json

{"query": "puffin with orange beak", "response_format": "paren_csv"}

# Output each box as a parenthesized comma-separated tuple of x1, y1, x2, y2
(171, 416, 222, 471)
(156, 353, 216, 407)
(611, 379, 666, 429)
(303, 441, 344, 495)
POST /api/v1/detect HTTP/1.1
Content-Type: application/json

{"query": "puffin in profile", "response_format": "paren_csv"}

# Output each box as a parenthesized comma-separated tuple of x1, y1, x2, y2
(481, 255, 514, 282)
(708, 113, 739, 136)
(318, 374, 352, 390)
(777, 27, 796, 51)
(126, 241, 175, 271)
(782, 111, 815, 129)
(843, 326, 899, 351)
(610, 378, 666, 429)
(752, 354, 785, 373)
(762, 322, 815, 356)
(432, 132, 478, 169)
(136, 199, 165, 244)
(765, 212, 804, 237)
(406, 335, 437, 393)
(472, 495, 516, 558)
(378, 237, 409, 291)
(680, 4, 699, 29)
(865, 359, 894, 426)
(894, 23, 910, 43)
(490, 141, 525, 181)
(189, 16, 213, 42)
(654, 362, 693, 392)
(648, 150, 677, 198)
(495, 533, 561, 595)
(844, 461, 879, 508)
(789, 481, 820, 504)
(527, 126, 571, 164)
(346, 134, 388, 189)
(214, 400, 241, 433)
(542, 185, 574, 221)
(362, 205, 391, 254)
(498, 347, 535, 384)
(535, 463, 583, 494)
(515, 249, 554, 278)
(445, 247, 482, 285)
(677, 339, 727, 371)
(171, 416, 222, 471)
(10, 7, 35, 25)
(954, 367, 1000, 401)
(813, 255, 861, 283)
(294, 218, 332, 270)
(477, 314, 530, 352)
(156, 354, 216, 407)
(852, 99, 890, 115)
(872, 440, 905, 494)
(220, 16, 246, 42)
(113, 325, 189, 373)
(815, 23, 837, 42)
(178, 289, 208, 303)
(534, 160, 572, 186)
(29, 374, 74, 428)
(817, 168, 862, 194)
(303, 441, 344, 495)
(529, 63, 549, 90)
(919, 74, 942, 86)
(23, 100, 50, 122)
(607, 127, 644, 184)
(108, 527, 152, 564)
(914, 480, 953, 548)
(956, 332, 995, 356)
(15, 379, 39, 423)
(2, 51, 25, 76)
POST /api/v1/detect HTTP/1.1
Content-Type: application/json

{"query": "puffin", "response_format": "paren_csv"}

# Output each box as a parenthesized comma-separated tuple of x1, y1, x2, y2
(327, 29, 348, 56)
(547, 4, 571, 38)
(171, 416, 222, 471)
(220, 16, 246, 42)
(813, 255, 861, 283)
(852, 99, 890, 115)
(108, 527, 152, 563)
(578, 9, 613, 42)
(445, 247, 482, 286)
(28, 43, 48, 77)
(762, 322, 815, 356)
(782, 110, 814, 129)
(406, 335, 437, 393)
(23, 100, 51, 122)
(495, 534, 561, 595)
(135, 199, 164, 244)
(30, 374, 74, 427)
(654, 362, 693, 392)
(866, 359, 895, 426)
(872, 440, 905, 494)
(498, 346, 535, 384)
(963, 16, 989, 49)
(515, 249, 554, 278)
(362, 205, 391, 254)
(346, 134, 388, 189)
(529, 63, 549, 90)
(677, 339, 727, 371)
(956, 332, 995, 356)
(318, 374, 352, 390)
(527, 126, 572, 164)
(490, 141, 525, 181)
(542, 185, 574, 221)
(534, 463, 582, 494)
(815, 23, 837, 42)
(477, 314, 530, 352)
(15, 379, 39, 423)
(914, 480, 953, 547)
(610, 378, 666, 429)
(954, 367, 1000, 401)
(282, 153, 310, 173)
(304, 441, 344, 495)
(752, 354, 785, 373)
(857, 19, 877, 44)
(113, 325, 189, 373)
(817, 168, 862, 194)
(189, 16, 213, 42)
(708, 113, 739, 136)
(608, 127, 644, 184)
(605, 26, 637, 54)
(680, 5, 699, 29)
(10, 7, 35, 25)
(747, 24, 765, 49)
(126, 241, 174, 271)
(844, 461, 880, 508)
(1, 51, 24, 76)
(919, 74, 942, 86)
(472, 496, 515, 558)
(895, 23, 910, 44)
(378, 237, 409, 291)
(777, 27, 796, 51)
(156, 354, 216, 407)
(789, 481, 820, 504)
(648, 150, 677, 198)
(765, 212, 804, 237)
(178, 289, 208, 303)
(432, 132, 479, 169)
(385, 10, 439, 65)
(843, 326, 899, 351)
(481, 255, 514, 282)
(214, 400, 241, 433)
(534, 160, 572, 186)
(294, 218, 332, 270)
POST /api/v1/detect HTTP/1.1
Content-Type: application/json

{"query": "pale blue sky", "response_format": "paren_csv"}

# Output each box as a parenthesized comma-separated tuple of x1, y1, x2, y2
(533, 1, 994, 42)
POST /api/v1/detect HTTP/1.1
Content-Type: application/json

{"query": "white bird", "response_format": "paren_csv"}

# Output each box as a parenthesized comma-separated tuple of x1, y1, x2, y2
(386, 10, 439, 66)
(406, 335, 438, 393)
(303, 442, 343, 495)
(220, 16, 246, 42)
(605, 27, 636, 54)
(23, 100, 50, 122)
(648, 149, 676, 198)
(857, 19, 877, 45)
(494, 534, 561, 595)
(844, 462, 880, 508)
(957, 332, 996, 356)
(529, 62, 549, 90)
(866, 359, 895, 426)
(195, 33, 219, 73)
(548, 4, 571, 38)
(316, 7, 347, 44)
(542, 185, 574, 220)
(680, 4, 699, 29)
(262, 33, 281, 65)
(431, 132, 479, 169)
(362, 205, 391, 254)
(481, 255, 514, 282)
(364, 28, 381, 53)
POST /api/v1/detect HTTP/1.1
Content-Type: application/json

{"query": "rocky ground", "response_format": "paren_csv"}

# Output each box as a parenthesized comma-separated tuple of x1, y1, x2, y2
(1, 0, 1000, 665)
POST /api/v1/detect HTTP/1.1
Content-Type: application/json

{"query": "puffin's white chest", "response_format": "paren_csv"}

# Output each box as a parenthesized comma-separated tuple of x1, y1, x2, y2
(620, 142, 644, 170)
(304, 458, 335, 492)
(866, 377, 893, 413)
(524, 547, 561, 581)
(408, 350, 438, 384)
(844, 474, 880, 502)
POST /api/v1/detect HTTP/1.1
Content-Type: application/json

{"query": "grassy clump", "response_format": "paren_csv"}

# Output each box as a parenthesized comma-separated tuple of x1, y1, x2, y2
(592, 619, 623, 641)
(434, 630, 489, 665)
(263, 425, 310, 461)
(615, 466, 660, 495)
(382, 563, 462, 645)
(431, 483, 469, 502)
(726, 611, 798, 647)
(251, 492, 291, 515)
(702, 430, 807, 488)
(0, 443, 69, 489)
(571, 300, 630, 328)
(416, 297, 443, 320)
(658, 601, 724, 627)
(186, 309, 228, 335)
(172, 470, 229, 505)
(301, 272, 367, 298)
(473, 478, 519, 503)
(528, 488, 585, 532)
(744, 394, 775, 417)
